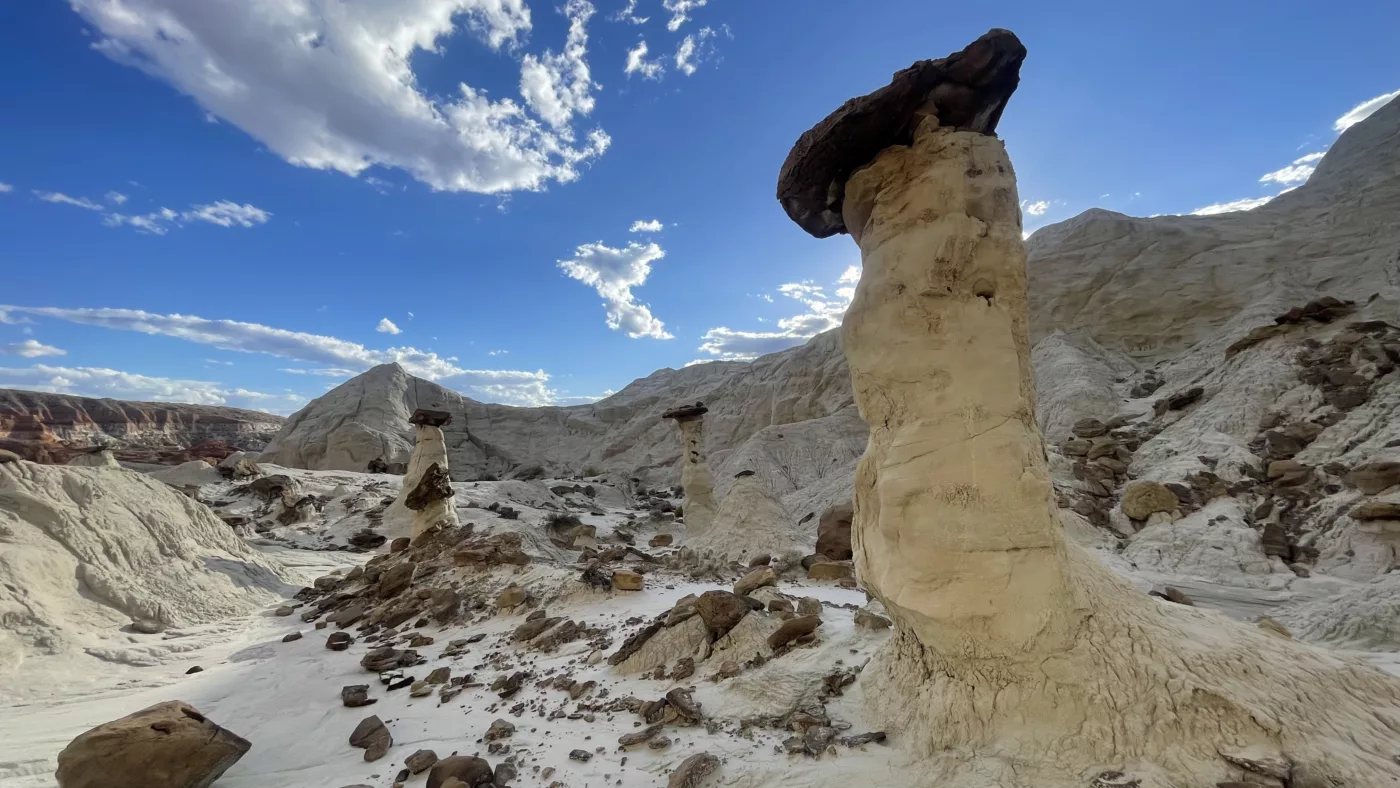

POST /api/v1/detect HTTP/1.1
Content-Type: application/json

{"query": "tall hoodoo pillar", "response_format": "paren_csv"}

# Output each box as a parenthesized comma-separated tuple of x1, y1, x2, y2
(398, 408, 458, 540)
(776, 29, 1400, 788)
(662, 402, 717, 535)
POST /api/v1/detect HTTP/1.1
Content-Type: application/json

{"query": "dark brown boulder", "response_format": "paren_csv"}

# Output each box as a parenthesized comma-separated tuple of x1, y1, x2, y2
(427, 755, 494, 788)
(776, 29, 1026, 238)
(55, 701, 250, 788)
(695, 590, 750, 638)
(815, 503, 853, 560)
(348, 715, 392, 762)
(408, 408, 453, 427)
(405, 462, 454, 511)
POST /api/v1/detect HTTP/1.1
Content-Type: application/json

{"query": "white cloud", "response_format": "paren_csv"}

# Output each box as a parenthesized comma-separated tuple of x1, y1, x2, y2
(376, 318, 402, 335)
(0, 309, 33, 325)
(488, 349, 509, 356)
(205, 358, 234, 365)
(0, 339, 67, 358)
(662, 0, 705, 31)
(519, 0, 597, 131)
(624, 40, 664, 80)
(104, 191, 128, 205)
(1334, 89, 1400, 132)
(557, 241, 672, 339)
(279, 367, 358, 377)
(673, 25, 722, 76)
(34, 191, 104, 210)
(699, 271, 855, 360)
(629, 218, 663, 232)
(103, 207, 179, 235)
(0, 364, 305, 413)
(1021, 199, 1049, 216)
(1259, 152, 1328, 186)
(184, 201, 272, 228)
(1190, 196, 1275, 216)
(0, 305, 556, 406)
(0, 183, 13, 193)
(69, 0, 610, 195)
(556, 388, 616, 403)
(612, 0, 647, 24)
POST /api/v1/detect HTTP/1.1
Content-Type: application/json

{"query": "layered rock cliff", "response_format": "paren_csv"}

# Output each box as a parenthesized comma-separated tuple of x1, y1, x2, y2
(0, 388, 284, 464)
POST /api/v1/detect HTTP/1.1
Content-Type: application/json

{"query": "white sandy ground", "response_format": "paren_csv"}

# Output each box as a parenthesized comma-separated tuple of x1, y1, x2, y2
(2, 464, 1396, 788)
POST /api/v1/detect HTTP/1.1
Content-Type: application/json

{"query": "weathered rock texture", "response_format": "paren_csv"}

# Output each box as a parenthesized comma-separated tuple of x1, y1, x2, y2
(0, 388, 282, 465)
(55, 700, 251, 788)
(663, 403, 717, 534)
(786, 30, 1400, 788)
(388, 417, 460, 539)
(690, 471, 796, 560)
(0, 462, 289, 681)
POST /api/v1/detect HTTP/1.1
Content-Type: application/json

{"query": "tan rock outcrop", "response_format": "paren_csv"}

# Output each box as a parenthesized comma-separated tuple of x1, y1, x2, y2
(689, 471, 797, 560)
(778, 28, 1400, 787)
(662, 403, 717, 535)
(55, 700, 251, 788)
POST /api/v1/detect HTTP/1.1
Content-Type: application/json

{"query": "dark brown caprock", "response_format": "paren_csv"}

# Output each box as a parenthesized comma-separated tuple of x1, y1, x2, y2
(661, 402, 708, 421)
(776, 29, 1026, 238)
(408, 408, 452, 427)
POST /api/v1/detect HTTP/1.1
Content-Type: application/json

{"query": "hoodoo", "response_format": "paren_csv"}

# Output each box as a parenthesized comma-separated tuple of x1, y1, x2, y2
(662, 402, 717, 535)
(777, 29, 1400, 787)
(393, 408, 458, 539)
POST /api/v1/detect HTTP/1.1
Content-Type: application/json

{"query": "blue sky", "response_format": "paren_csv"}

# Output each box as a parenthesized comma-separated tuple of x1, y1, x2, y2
(1, 0, 1397, 414)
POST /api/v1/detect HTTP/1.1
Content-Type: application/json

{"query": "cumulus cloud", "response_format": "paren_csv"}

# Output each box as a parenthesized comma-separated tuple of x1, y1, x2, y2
(519, 0, 597, 131)
(1021, 199, 1049, 216)
(376, 318, 402, 335)
(698, 270, 855, 360)
(624, 40, 664, 79)
(0, 305, 557, 405)
(0, 364, 306, 413)
(68, 0, 610, 195)
(1334, 89, 1400, 132)
(0, 339, 67, 358)
(34, 191, 104, 210)
(104, 191, 128, 205)
(1190, 196, 1275, 216)
(661, 0, 704, 30)
(629, 218, 663, 232)
(1259, 152, 1326, 186)
(557, 241, 671, 339)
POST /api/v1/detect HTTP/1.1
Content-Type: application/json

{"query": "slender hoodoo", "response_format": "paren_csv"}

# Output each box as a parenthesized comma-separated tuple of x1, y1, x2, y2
(662, 402, 718, 535)
(395, 408, 458, 540)
(776, 28, 1400, 788)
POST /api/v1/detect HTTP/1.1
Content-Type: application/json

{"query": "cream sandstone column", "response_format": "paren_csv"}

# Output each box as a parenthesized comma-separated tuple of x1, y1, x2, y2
(662, 403, 717, 535)
(395, 409, 457, 539)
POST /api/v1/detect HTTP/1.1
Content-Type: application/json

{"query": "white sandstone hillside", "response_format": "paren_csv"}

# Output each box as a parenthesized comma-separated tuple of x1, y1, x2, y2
(0, 459, 293, 696)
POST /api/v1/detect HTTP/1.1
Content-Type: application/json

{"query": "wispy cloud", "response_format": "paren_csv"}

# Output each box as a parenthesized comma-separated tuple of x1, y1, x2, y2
(104, 191, 128, 205)
(0, 339, 67, 358)
(34, 191, 104, 210)
(612, 0, 647, 24)
(184, 200, 271, 228)
(698, 267, 858, 360)
(0, 364, 305, 413)
(279, 367, 358, 377)
(1021, 199, 1049, 216)
(1334, 89, 1400, 132)
(1190, 195, 1276, 216)
(0, 305, 557, 405)
(558, 240, 672, 339)
(0, 183, 14, 193)
(661, 0, 705, 31)
(624, 40, 664, 79)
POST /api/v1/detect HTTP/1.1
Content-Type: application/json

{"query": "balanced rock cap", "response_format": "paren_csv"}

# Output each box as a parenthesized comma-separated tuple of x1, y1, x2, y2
(776, 28, 1026, 238)
(408, 408, 453, 427)
(662, 402, 708, 421)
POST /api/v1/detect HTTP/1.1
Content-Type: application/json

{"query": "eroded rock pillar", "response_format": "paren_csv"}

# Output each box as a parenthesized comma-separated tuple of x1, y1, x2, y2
(662, 403, 716, 535)
(396, 409, 457, 539)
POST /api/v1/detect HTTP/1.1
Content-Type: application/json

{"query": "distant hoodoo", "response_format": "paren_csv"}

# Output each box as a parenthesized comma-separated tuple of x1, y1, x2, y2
(393, 407, 459, 539)
(662, 402, 717, 535)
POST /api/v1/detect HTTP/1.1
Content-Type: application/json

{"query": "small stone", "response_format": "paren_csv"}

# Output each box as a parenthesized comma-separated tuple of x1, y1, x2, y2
(390, 537, 411, 553)
(667, 752, 719, 788)
(1071, 418, 1108, 438)
(425, 666, 451, 685)
(1255, 617, 1292, 639)
(797, 597, 822, 616)
(405, 749, 439, 774)
(185, 665, 203, 674)
(768, 615, 822, 648)
(410, 680, 432, 697)
(427, 756, 493, 788)
(612, 569, 645, 591)
(342, 684, 376, 708)
(486, 719, 516, 741)
(695, 590, 751, 638)
(733, 567, 777, 596)
(568, 749, 593, 762)
(853, 607, 892, 629)
(494, 762, 518, 785)
(648, 736, 672, 750)
(619, 724, 663, 747)
(807, 561, 853, 581)
(282, 631, 303, 642)
(348, 715, 392, 762)
(1120, 480, 1178, 520)
(130, 618, 164, 634)
(496, 584, 527, 609)
(326, 632, 354, 651)
(275, 605, 295, 617)
(649, 534, 673, 547)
